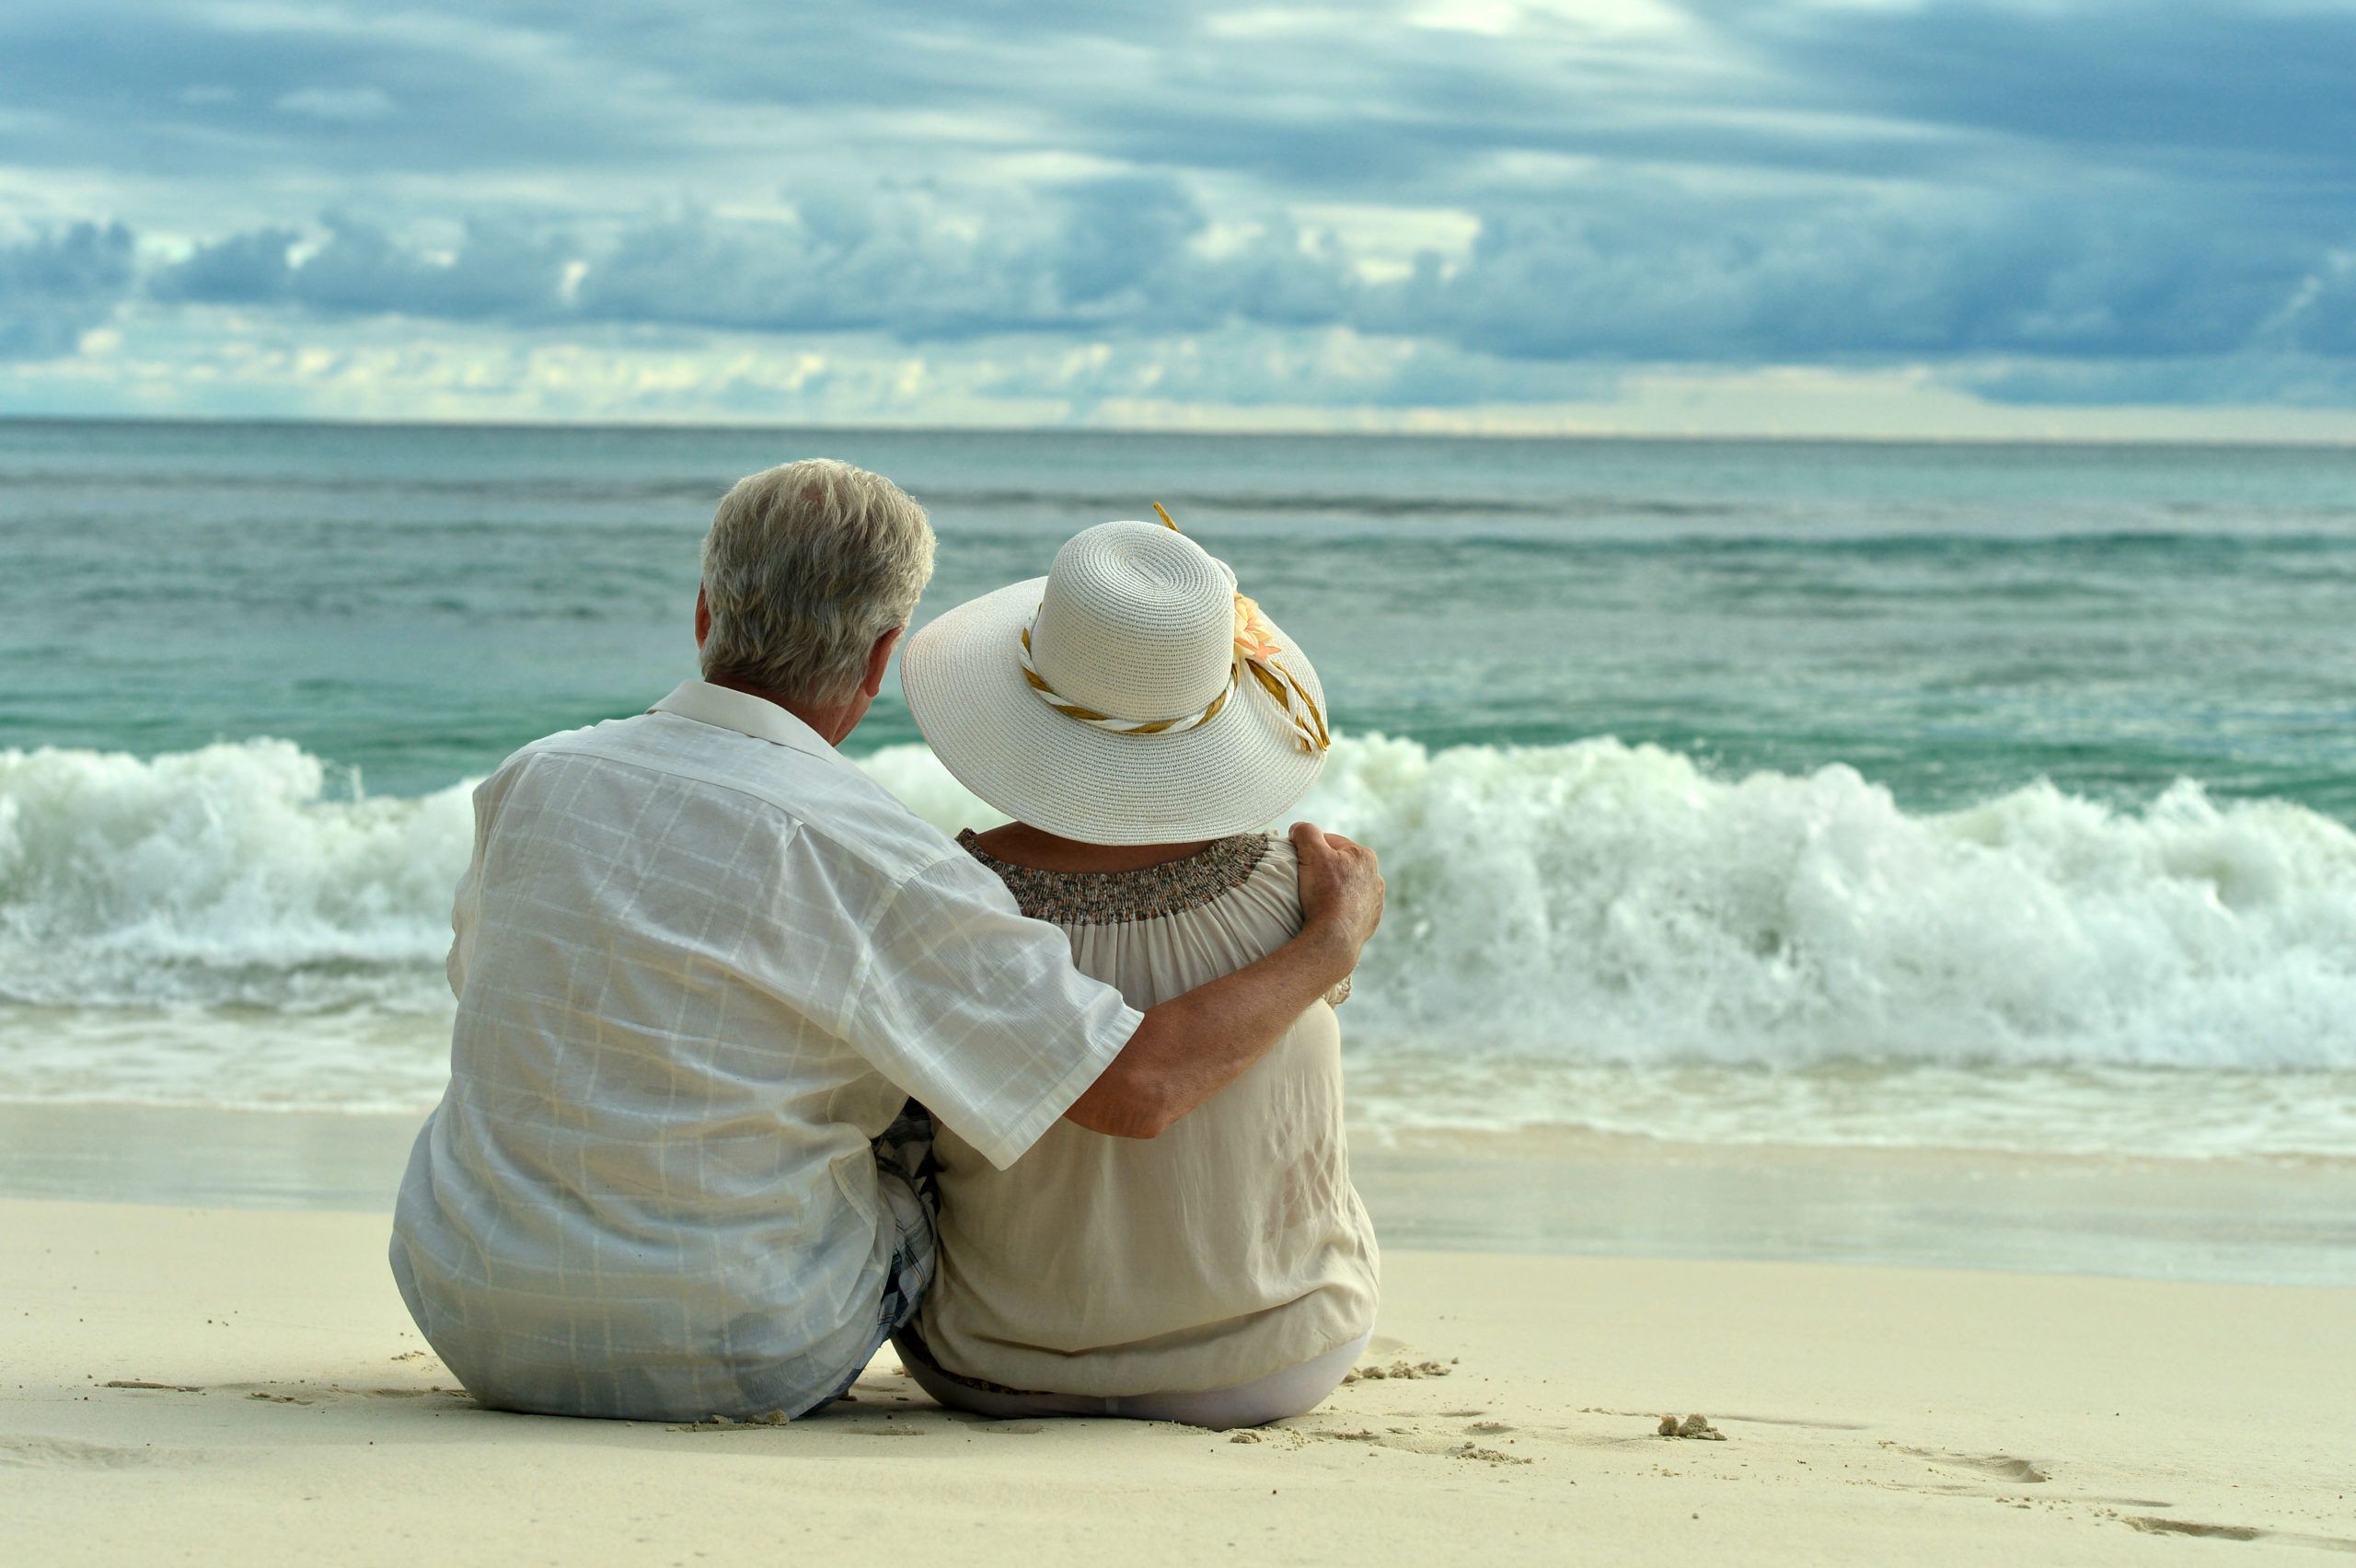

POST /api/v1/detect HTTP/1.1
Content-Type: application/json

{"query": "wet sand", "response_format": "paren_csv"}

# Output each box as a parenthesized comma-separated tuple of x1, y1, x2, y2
(6, 1101, 2352, 1285)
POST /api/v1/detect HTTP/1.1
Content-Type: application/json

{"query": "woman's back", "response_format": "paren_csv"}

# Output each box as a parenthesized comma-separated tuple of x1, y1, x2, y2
(915, 829, 1379, 1398)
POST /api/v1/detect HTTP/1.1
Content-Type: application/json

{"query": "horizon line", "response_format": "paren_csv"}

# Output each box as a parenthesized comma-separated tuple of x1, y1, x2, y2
(5, 410, 2354, 452)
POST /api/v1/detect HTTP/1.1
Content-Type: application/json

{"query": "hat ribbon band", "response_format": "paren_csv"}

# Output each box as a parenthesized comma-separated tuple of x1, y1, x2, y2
(1018, 621, 1329, 754)
(1243, 652, 1332, 755)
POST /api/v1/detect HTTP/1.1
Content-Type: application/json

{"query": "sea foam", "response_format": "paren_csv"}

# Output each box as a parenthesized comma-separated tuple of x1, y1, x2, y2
(878, 734, 2356, 1072)
(6, 734, 2356, 1078)
(0, 739, 475, 1013)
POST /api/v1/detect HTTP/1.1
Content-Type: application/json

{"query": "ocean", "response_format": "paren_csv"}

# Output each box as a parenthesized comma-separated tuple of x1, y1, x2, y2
(4, 418, 2354, 1162)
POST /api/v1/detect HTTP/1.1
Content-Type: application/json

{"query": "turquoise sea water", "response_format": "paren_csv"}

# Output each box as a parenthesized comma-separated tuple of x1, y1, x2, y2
(3, 419, 2354, 1159)
(9, 420, 2356, 810)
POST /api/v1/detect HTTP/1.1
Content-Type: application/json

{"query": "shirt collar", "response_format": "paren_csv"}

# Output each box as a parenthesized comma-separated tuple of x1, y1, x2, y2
(650, 679, 846, 763)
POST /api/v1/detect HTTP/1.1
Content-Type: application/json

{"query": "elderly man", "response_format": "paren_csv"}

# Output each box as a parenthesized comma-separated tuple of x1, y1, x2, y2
(389, 459, 1383, 1423)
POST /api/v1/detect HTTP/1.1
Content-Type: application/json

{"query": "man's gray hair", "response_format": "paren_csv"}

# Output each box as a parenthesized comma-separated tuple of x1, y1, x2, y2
(699, 459, 937, 704)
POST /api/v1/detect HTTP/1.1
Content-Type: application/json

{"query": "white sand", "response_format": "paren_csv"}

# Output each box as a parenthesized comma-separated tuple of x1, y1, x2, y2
(5, 1196, 2351, 1564)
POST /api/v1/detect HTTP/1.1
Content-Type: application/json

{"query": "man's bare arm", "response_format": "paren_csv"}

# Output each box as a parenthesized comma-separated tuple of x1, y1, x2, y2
(1063, 822, 1383, 1139)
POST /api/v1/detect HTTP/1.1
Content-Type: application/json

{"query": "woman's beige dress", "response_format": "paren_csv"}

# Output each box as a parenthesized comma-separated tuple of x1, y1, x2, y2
(914, 830, 1380, 1397)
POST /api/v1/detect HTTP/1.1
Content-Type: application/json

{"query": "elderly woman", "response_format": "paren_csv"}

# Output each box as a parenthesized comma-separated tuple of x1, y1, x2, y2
(895, 513, 1379, 1430)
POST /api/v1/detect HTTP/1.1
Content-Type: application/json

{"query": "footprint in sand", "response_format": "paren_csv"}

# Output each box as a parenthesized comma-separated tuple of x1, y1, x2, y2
(219, 1382, 470, 1411)
(2128, 1518, 2262, 1542)
(1713, 1412, 1869, 1431)
(1888, 1444, 2048, 1483)
(1293, 1421, 1536, 1466)
(0, 1436, 201, 1470)
(106, 1378, 460, 1409)
(2122, 1516, 2356, 1553)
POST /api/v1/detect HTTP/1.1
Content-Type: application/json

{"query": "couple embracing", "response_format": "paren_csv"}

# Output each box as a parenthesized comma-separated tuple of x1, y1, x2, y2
(389, 459, 1385, 1430)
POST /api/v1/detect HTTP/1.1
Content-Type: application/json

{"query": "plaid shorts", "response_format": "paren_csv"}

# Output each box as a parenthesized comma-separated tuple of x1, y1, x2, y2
(814, 1101, 939, 1409)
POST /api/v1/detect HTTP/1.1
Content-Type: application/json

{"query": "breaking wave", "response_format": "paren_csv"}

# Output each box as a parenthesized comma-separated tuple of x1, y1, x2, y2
(6, 733, 2356, 1078)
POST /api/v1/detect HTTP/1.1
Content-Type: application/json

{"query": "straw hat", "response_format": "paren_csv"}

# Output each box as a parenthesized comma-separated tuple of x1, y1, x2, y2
(901, 516, 1330, 845)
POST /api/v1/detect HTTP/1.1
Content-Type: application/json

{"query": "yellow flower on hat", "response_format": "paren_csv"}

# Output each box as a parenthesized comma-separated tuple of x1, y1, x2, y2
(1232, 594, 1283, 663)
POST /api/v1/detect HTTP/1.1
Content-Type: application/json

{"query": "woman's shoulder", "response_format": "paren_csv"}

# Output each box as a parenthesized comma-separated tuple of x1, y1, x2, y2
(958, 829, 1284, 928)
(1245, 829, 1301, 899)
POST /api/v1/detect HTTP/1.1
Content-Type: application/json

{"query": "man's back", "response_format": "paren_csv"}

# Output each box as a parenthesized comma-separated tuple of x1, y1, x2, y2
(390, 683, 1136, 1420)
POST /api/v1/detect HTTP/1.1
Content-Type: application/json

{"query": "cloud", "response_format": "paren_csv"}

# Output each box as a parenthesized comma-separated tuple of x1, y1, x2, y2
(989, 325, 1623, 415)
(573, 183, 1351, 340)
(149, 226, 299, 305)
(9, 0, 2356, 422)
(573, 201, 1048, 339)
(274, 86, 398, 122)
(287, 217, 572, 320)
(1051, 176, 1205, 308)
(85, 171, 2356, 409)
(0, 221, 134, 358)
(1709, 2, 2356, 179)
(1955, 352, 2356, 409)
(565, 179, 2356, 374)
(153, 216, 573, 320)
(1384, 182, 2333, 364)
(0, 1, 679, 179)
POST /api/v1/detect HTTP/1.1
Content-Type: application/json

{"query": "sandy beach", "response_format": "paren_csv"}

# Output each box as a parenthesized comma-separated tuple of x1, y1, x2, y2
(13, 0, 2356, 1550)
(6, 1193, 2350, 1565)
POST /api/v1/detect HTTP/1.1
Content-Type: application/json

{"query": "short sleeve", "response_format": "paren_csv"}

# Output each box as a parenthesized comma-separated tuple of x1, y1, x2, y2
(842, 851, 1140, 1170)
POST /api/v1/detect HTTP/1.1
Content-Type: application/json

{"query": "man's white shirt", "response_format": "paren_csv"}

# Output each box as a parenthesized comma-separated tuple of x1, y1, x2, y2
(390, 681, 1140, 1420)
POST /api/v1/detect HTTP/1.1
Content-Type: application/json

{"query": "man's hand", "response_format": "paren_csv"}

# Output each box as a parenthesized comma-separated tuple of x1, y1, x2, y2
(1063, 824, 1385, 1140)
(1289, 821, 1383, 986)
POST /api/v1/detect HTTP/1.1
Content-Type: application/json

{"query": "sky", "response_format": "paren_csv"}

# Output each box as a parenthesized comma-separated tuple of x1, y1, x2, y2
(4, 0, 2355, 437)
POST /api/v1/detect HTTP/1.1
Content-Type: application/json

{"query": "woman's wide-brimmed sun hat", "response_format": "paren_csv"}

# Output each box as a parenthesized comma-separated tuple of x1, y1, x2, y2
(901, 513, 1330, 845)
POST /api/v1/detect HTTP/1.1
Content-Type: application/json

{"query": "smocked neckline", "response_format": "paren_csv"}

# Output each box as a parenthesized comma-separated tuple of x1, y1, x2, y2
(958, 830, 1273, 925)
